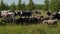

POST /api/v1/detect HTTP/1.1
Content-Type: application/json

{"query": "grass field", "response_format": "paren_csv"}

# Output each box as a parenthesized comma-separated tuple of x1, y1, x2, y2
(0, 11, 60, 34)
(0, 23, 60, 34)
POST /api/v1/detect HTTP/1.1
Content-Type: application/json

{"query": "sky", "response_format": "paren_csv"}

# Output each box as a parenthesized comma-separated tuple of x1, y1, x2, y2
(1, 0, 44, 5)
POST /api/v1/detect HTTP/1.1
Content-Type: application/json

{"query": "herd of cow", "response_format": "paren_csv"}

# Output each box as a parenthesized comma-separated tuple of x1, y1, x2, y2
(0, 10, 60, 25)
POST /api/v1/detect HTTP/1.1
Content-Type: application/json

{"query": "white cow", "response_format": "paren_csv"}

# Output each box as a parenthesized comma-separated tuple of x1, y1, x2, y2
(43, 19, 57, 25)
(1, 10, 9, 17)
(1, 10, 15, 18)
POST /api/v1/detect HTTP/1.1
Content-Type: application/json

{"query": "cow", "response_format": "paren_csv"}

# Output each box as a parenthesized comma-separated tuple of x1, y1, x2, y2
(46, 11, 51, 17)
(43, 19, 57, 25)
(16, 11, 32, 17)
(1, 10, 15, 24)
(1, 10, 15, 18)
(52, 12, 60, 19)
(16, 16, 38, 25)
(21, 11, 32, 16)
(1, 17, 13, 23)
(16, 11, 21, 16)
(0, 12, 2, 18)
(35, 10, 41, 14)
(39, 16, 44, 23)
(16, 17, 29, 25)
(28, 17, 38, 24)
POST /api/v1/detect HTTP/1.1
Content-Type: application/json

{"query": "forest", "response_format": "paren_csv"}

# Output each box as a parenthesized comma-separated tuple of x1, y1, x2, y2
(0, 0, 60, 12)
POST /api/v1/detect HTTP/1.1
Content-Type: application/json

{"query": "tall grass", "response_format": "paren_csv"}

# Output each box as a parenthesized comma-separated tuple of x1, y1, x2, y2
(0, 23, 60, 34)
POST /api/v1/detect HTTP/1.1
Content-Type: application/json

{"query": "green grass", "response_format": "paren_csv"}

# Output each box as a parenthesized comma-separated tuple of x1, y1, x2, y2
(0, 23, 60, 34)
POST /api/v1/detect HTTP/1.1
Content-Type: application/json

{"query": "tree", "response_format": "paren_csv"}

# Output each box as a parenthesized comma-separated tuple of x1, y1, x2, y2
(44, 0, 49, 11)
(10, 2, 16, 10)
(49, 0, 57, 12)
(35, 5, 42, 10)
(57, 0, 60, 11)
(27, 0, 35, 10)
(0, 0, 7, 10)
(5, 4, 9, 10)
(49, 0, 60, 12)
(0, 3, 1, 10)
(17, 0, 22, 10)
(22, 2, 26, 11)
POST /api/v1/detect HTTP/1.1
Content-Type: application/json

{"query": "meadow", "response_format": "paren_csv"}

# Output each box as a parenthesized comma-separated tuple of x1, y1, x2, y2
(0, 22, 60, 34)
(0, 11, 60, 34)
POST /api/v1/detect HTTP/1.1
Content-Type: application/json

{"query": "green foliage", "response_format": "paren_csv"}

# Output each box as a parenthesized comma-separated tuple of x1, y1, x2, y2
(57, 0, 60, 11)
(5, 4, 9, 10)
(49, 0, 60, 12)
(49, 0, 57, 12)
(27, 0, 35, 10)
(0, 0, 8, 10)
(17, 0, 22, 10)
(35, 5, 42, 10)
(0, 0, 60, 11)
(10, 2, 16, 10)
(44, 0, 49, 11)
(22, 2, 26, 11)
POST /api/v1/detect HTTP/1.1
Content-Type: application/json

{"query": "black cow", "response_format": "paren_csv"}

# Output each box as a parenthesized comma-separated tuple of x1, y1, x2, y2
(39, 16, 44, 22)
(16, 17, 29, 25)
(16, 17, 38, 25)
(22, 12, 32, 16)
(28, 17, 38, 24)
(0, 12, 2, 18)
(17, 11, 21, 16)
(47, 11, 51, 16)
(52, 12, 60, 19)
(1, 18, 13, 23)
(35, 11, 41, 14)
(16, 11, 32, 17)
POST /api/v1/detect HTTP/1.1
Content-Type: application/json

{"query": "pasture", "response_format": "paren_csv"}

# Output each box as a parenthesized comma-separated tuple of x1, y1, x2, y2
(0, 11, 60, 34)
(0, 22, 60, 34)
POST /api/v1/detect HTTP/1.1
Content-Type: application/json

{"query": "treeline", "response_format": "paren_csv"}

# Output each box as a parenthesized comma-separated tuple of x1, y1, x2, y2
(0, 0, 60, 12)
(0, 0, 43, 11)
